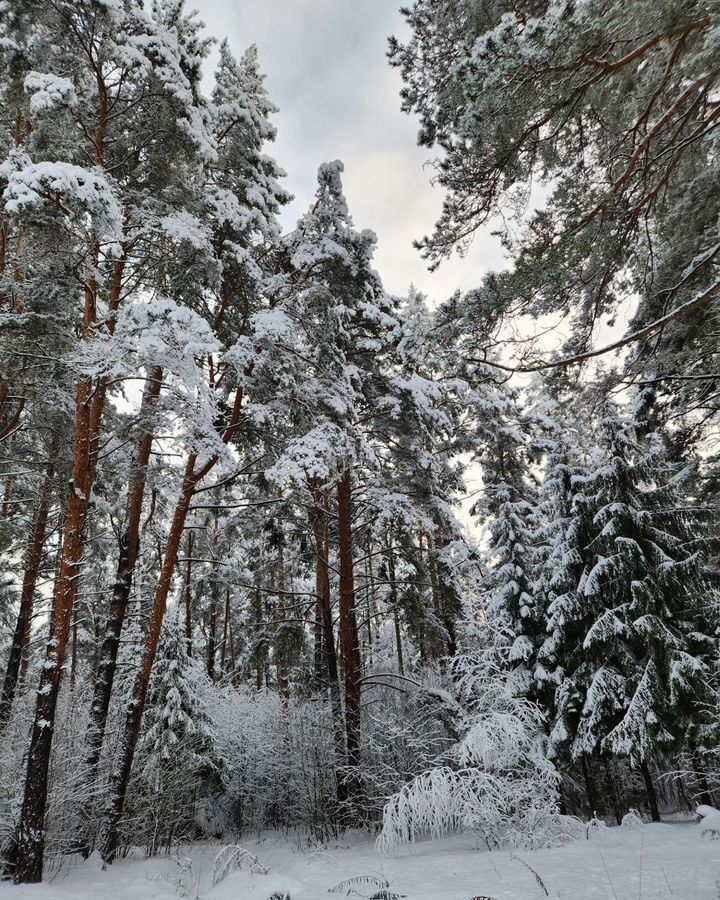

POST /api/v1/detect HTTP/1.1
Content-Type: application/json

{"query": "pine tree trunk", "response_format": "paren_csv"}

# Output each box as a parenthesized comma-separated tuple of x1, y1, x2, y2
(254, 587, 264, 690)
(602, 757, 623, 825)
(9, 367, 96, 883)
(364, 543, 374, 667)
(337, 469, 362, 815)
(310, 480, 325, 687)
(313, 583, 325, 686)
(416, 530, 429, 663)
(581, 755, 599, 819)
(385, 537, 404, 676)
(311, 486, 347, 808)
(640, 759, 661, 822)
(82, 369, 162, 791)
(184, 531, 194, 657)
(220, 587, 230, 676)
(207, 512, 219, 682)
(229, 614, 238, 686)
(0, 457, 55, 730)
(207, 592, 217, 681)
(98, 463, 197, 862)
(431, 523, 457, 657)
(98, 369, 244, 862)
(3, 88, 128, 882)
(70, 609, 78, 690)
(275, 543, 289, 701)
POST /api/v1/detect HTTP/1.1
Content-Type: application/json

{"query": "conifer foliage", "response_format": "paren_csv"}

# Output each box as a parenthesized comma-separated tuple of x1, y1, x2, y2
(1, 0, 720, 886)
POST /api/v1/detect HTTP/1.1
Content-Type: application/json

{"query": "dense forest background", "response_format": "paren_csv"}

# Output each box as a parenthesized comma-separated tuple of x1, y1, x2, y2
(0, 0, 719, 886)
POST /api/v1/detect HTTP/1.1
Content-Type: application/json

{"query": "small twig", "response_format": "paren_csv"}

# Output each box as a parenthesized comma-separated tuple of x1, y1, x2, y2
(510, 853, 549, 896)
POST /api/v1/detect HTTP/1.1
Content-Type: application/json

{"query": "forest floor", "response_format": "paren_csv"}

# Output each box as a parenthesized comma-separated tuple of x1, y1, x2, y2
(0, 820, 716, 900)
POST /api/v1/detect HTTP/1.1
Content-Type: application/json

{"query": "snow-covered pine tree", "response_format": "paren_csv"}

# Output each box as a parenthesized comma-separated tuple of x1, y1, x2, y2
(376, 287, 469, 662)
(135, 612, 221, 852)
(97, 16, 289, 863)
(389, 2, 720, 449)
(0, 0, 231, 879)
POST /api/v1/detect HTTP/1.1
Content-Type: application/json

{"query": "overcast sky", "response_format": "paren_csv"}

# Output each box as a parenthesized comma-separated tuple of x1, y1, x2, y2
(193, 0, 505, 302)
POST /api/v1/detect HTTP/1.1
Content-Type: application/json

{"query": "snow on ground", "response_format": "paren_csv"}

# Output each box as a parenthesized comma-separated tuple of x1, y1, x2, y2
(1, 821, 717, 900)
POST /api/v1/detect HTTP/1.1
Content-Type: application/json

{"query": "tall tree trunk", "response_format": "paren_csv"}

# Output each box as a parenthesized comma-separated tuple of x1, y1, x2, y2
(207, 509, 219, 681)
(310, 485, 347, 809)
(364, 542, 374, 667)
(640, 759, 661, 822)
(229, 614, 238, 686)
(98, 464, 196, 862)
(184, 532, 193, 657)
(82, 369, 162, 790)
(336, 469, 362, 816)
(581, 755, 599, 819)
(0, 457, 55, 730)
(254, 587, 264, 690)
(313, 581, 325, 687)
(207, 591, 217, 681)
(4, 87, 132, 881)
(70, 607, 78, 690)
(385, 536, 404, 676)
(431, 522, 457, 657)
(220, 587, 230, 676)
(9, 229, 128, 882)
(275, 542, 289, 701)
(9, 374, 96, 883)
(602, 757, 623, 825)
(309, 481, 324, 687)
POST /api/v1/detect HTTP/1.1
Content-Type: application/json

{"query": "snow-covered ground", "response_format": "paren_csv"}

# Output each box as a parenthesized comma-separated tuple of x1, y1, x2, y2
(1, 821, 717, 900)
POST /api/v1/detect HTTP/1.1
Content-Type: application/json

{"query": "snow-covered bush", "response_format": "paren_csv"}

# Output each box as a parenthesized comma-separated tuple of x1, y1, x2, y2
(377, 654, 580, 854)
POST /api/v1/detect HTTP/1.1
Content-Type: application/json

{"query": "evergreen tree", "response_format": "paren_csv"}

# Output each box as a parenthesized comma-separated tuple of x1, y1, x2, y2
(541, 410, 720, 818)
(137, 613, 221, 851)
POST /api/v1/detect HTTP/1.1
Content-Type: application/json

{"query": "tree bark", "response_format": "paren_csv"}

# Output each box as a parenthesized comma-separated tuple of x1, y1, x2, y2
(602, 757, 623, 825)
(431, 522, 457, 657)
(206, 508, 220, 681)
(0, 457, 55, 730)
(336, 469, 362, 815)
(220, 587, 230, 676)
(310, 485, 347, 809)
(640, 759, 661, 822)
(385, 537, 404, 676)
(275, 542, 289, 701)
(184, 531, 194, 657)
(9, 371, 96, 883)
(254, 587, 264, 690)
(581, 755, 599, 819)
(207, 589, 217, 681)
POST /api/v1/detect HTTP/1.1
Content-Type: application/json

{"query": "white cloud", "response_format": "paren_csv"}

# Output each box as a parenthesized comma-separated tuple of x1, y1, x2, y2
(195, 0, 505, 300)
